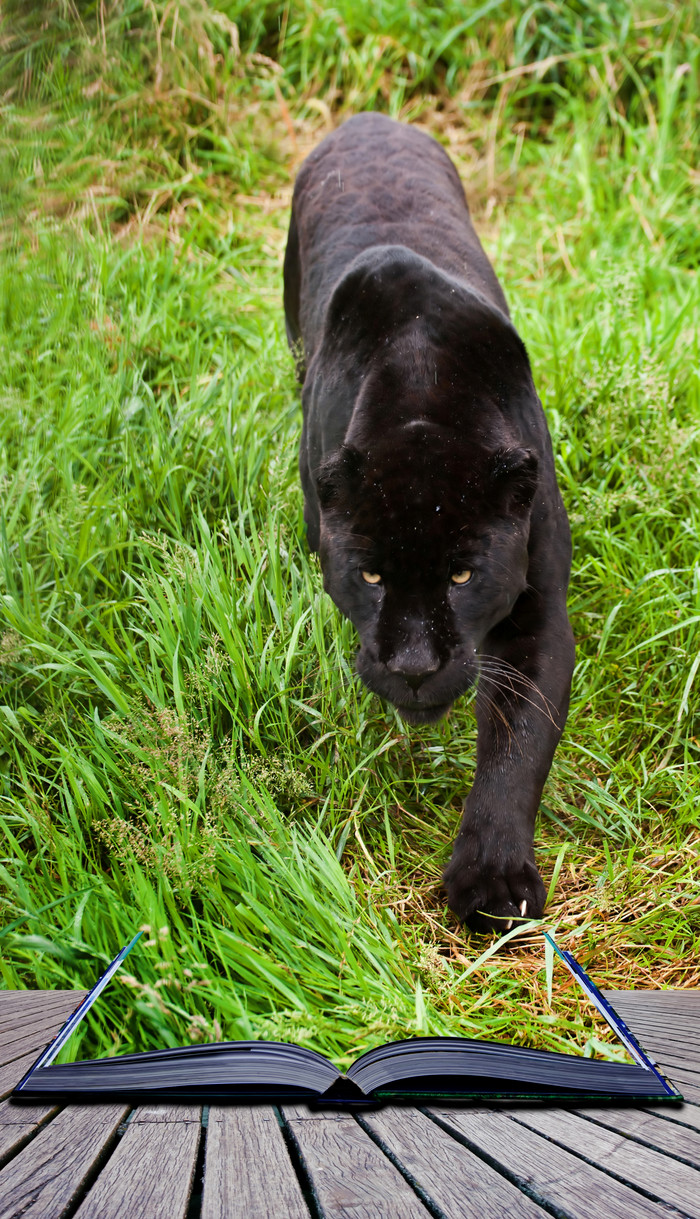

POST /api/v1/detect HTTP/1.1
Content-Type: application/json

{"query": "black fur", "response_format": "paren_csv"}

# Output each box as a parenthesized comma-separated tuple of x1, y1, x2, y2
(284, 114, 575, 932)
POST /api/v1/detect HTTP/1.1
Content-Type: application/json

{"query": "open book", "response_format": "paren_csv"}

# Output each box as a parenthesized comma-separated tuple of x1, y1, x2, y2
(12, 933, 681, 1106)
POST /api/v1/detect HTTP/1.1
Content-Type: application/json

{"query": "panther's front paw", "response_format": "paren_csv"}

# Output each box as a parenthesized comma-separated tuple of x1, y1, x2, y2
(443, 842, 546, 934)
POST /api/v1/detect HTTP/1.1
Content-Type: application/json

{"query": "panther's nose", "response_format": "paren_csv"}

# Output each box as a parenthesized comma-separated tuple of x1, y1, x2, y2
(387, 644, 440, 690)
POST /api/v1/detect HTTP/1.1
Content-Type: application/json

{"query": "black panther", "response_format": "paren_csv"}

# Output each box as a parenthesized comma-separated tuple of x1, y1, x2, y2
(283, 113, 574, 932)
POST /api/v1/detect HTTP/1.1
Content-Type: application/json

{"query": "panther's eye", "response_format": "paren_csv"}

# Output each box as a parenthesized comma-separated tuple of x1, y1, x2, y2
(361, 571, 382, 585)
(451, 570, 472, 585)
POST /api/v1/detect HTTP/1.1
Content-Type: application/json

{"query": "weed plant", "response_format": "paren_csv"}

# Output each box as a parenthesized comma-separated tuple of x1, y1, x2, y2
(0, 1, 698, 1066)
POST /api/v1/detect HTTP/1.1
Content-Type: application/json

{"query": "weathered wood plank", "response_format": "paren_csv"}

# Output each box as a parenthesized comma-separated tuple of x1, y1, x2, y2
(605, 990, 700, 1013)
(604, 992, 700, 1038)
(362, 1105, 549, 1218)
(636, 1047, 699, 1078)
(514, 1107, 700, 1217)
(647, 1048, 700, 1078)
(0, 993, 85, 1021)
(0, 1100, 57, 1127)
(282, 1106, 429, 1218)
(609, 1018, 700, 1054)
(623, 1030, 700, 1060)
(626, 1002, 700, 1021)
(626, 1018, 700, 1040)
(614, 1023, 700, 1053)
(429, 1107, 682, 1219)
(73, 1105, 201, 1219)
(0, 1012, 80, 1047)
(0, 1100, 59, 1168)
(574, 1106, 700, 1167)
(607, 1006, 700, 1030)
(605, 996, 700, 1055)
(128, 1104, 200, 1123)
(202, 1105, 309, 1219)
(0, 1048, 53, 1101)
(605, 994, 699, 1034)
(647, 1049, 700, 1078)
(0, 1103, 127, 1219)
(0, 991, 81, 1004)
(0, 1005, 83, 1036)
(644, 1101, 700, 1132)
(0, 1028, 65, 1070)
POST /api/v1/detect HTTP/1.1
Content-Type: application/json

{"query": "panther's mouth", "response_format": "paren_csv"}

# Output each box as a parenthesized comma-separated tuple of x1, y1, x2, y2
(395, 701, 453, 726)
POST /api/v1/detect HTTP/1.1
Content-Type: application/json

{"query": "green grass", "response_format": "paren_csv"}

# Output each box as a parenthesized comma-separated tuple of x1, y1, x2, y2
(0, 0, 698, 1067)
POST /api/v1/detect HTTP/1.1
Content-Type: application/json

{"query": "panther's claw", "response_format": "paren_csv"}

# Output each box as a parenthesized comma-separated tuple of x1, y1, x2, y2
(443, 843, 546, 934)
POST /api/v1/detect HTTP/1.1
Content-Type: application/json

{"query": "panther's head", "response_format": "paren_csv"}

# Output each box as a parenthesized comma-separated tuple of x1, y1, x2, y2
(316, 422, 538, 724)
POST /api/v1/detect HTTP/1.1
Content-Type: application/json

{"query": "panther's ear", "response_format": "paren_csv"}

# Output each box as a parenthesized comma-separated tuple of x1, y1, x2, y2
(316, 445, 364, 510)
(489, 446, 538, 511)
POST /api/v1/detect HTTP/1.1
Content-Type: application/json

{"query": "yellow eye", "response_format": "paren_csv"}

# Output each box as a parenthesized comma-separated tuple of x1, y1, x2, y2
(362, 571, 382, 584)
(451, 570, 472, 585)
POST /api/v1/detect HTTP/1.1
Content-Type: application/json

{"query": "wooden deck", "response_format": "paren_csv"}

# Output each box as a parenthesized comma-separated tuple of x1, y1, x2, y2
(1, 989, 699, 1218)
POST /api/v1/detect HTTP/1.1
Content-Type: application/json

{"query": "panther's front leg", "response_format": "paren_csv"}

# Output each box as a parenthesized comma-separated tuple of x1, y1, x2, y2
(443, 603, 575, 932)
